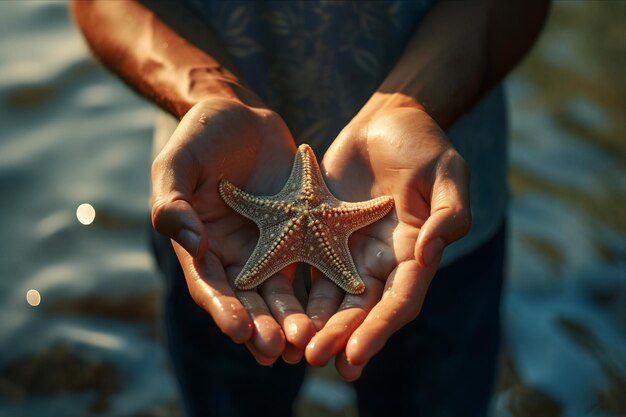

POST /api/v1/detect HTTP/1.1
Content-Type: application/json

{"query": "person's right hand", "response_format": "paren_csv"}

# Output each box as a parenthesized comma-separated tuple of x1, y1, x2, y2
(151, 98, 316, 365)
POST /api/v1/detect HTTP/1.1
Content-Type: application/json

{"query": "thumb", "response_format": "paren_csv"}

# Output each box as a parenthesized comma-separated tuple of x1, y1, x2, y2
(151, 150, 207, 258)
(416, 152, 471, 267)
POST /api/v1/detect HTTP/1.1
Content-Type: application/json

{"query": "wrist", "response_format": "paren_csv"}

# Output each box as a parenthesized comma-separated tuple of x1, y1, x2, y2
(338, 91, 454, 152)
(173, 65, 265, 117)
(349, 92, 429, 129)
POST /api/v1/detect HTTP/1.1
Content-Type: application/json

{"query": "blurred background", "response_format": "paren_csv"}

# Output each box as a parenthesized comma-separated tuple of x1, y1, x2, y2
(0, 1, 623, 417)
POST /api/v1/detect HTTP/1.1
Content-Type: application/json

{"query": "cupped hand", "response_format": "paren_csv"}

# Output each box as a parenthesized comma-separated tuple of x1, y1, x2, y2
(305, 103, 471, 379)
(151, 98, 316, 365)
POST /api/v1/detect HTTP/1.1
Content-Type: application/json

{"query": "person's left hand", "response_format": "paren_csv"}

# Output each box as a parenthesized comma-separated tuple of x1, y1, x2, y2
(304, 100, 471, 380)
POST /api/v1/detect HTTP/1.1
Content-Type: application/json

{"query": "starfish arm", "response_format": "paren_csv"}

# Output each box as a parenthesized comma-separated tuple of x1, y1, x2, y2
(294, 144, 339, 204)
(234, 221, 304, 289)
(318, 260, 365, 295)
(269, 144, 312, 201)
(320, 196, 394, 233)
(302, 221, 366, 294)
(219, 179, 291, 224)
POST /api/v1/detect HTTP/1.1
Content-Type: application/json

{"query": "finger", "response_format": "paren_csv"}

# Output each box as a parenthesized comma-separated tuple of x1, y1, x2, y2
(245, 341, 278, 366)
(237, 290, 286, 361)
(282, 343, 304, 364)
(345, 259, 438, 366)
(305, 278, 384, 367)
(151, 147, 207, 258)
(335, 351, 364, 381)
(306, 267, 344, 331)
(173, 242, 253, 343)
(416, 151, 471, 267)
(258, 269, 316, 350)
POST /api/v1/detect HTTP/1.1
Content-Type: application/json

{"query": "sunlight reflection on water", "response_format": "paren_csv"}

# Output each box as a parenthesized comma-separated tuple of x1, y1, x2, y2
(26, 290, 41, 307)
(76, 203, 96, 225)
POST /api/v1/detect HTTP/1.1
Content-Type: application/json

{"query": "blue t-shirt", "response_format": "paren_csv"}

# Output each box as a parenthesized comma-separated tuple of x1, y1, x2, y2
(168, 0, 508, 265)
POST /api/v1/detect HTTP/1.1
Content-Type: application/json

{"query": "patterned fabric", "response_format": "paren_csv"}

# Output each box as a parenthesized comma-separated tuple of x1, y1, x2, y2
(185, 0, 433, 150)
(167, 0, 508, 265)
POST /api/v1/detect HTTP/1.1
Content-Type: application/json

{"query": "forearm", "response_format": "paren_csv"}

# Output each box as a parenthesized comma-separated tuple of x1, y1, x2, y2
(359, 0, 550, 129)
(71, 0, 262, 118)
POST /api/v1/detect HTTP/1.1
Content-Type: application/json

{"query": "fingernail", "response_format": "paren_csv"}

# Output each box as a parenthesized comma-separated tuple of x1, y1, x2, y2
(177, 229, 200, 257)
(341, 353, 364, 381)
(287, 322, 299, 339)
(283, 356, 302, 365)
(283, 349, 304, 365)
(422, 237, 445, 266)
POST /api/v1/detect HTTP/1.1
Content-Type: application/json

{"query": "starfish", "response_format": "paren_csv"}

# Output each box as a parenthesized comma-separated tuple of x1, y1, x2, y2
(219, 144, 393, 294)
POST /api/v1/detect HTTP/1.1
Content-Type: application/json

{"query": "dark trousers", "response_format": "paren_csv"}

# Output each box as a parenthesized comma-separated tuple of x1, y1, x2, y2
(151, 224, 505, 417)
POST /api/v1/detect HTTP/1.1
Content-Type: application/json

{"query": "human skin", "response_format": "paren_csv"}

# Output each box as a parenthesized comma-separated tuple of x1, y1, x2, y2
(72, 0, 549, 376)
(303, 0, 550, 379)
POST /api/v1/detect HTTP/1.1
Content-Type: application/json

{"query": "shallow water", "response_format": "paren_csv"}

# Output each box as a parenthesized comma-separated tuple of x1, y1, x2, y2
(495, 3, 625, 416)
(0, 1, 623, 417)
(0, 2, 176, 416)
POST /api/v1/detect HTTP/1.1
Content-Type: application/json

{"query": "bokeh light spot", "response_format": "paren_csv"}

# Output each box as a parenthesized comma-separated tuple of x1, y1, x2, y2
(76, 203, 96, 225)
(26, 289, 41, 306)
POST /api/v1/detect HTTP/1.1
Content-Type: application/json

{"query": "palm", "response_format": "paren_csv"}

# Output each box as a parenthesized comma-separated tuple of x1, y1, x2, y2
(189, 116, 294, 279)
(324, 108, 449, 281)
(326, 162, 426, 288)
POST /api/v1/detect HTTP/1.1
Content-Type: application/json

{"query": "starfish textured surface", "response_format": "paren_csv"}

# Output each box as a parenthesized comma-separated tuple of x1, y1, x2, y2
(219, 144, 394, 294)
